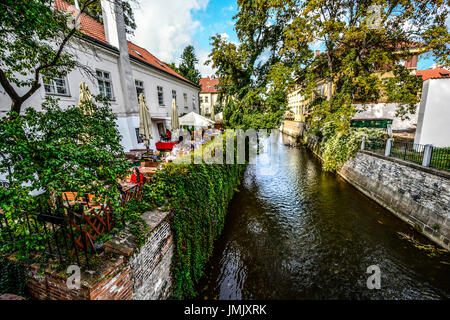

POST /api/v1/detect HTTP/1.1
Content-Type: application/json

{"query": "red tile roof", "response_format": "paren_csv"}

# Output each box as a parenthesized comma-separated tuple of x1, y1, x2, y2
(200, 77, 219, 93)
(54, 0, 196, 86)
(416, 68, 450, 80)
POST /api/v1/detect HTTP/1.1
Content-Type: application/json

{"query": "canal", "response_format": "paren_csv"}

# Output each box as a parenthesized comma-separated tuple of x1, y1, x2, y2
(197, 133, 450, 299)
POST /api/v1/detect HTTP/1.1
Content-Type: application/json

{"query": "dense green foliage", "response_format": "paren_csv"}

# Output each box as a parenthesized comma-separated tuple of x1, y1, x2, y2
(166, 46, 202, 84)
(207, 1, 298, 129)
(311, 127, 386, 172)
(141, 136, 247, 299)
(178, 45, 202, 84)
(0, 257, 26, 296)
(0, 96, 129, 257)
(208, 0, 449, 134)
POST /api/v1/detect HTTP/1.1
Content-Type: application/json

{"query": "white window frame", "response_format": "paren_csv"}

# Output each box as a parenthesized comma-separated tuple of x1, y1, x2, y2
(183, 93, 188, 108)
(44, 77, 70, 96)
(192, 96, 196, 110)
(135, 80, 145, 100)
(96, 70, 114, 100)
(172, 89, 177, 106)
(157, 86, 164, 106)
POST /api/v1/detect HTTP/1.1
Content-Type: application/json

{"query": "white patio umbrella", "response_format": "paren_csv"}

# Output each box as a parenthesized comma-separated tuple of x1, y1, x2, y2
(179, 111, 215, 129)
(77, 82, 93, 144)
(78, 82, 93, 115)
(170, 98, 180, 135)
(138, 93, 152, 154)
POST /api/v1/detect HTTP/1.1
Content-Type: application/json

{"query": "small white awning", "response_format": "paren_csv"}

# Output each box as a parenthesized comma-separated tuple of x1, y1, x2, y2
(179, 111, 215, 128)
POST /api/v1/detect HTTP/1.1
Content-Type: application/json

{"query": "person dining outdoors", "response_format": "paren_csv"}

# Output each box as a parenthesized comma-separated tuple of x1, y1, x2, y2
(129, 167, 144, 185)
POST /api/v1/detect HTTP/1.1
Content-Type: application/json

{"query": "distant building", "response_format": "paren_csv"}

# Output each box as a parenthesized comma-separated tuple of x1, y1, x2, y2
(199, 77, 219, 116)
(0, 0, 200, 152)
(285, 47, 436, 133)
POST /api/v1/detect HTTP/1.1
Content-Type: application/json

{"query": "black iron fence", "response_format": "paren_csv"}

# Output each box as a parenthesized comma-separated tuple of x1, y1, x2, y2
(363, 137, 450, 172)
(0, 201, 93, 268)
(430, 147, 450, 172)
(0, 183, 144, 269)
(390, 140, 426, 165)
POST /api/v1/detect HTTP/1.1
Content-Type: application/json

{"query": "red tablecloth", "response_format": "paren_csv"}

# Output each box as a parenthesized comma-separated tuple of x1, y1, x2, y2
(155, 141, 178, 150)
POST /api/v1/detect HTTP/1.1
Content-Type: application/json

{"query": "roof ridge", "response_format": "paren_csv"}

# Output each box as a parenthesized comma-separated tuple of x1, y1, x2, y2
(55, 0, 197, 87)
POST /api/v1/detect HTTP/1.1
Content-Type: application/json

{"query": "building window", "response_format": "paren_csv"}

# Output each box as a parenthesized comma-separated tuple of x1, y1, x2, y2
(205, 96, 209, 103)
(172, 90, 177, 105)
(192, 96, 196, 109)
(44, 77, 69, 96)
(200, 97, 203, 103)
(183, 93, 188, 108)
(96, 70, 114, 99)
(135, 128, 143, 144)
(157, 86, 164, 106)
(135, 80, 145, 100)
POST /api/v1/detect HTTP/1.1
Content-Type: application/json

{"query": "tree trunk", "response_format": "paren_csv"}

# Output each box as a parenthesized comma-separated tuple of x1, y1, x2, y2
(11, 99, 23, 115)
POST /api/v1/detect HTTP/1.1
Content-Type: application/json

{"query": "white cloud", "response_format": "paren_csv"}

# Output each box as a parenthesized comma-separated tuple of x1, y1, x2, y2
(219, 32, 230, 40)
(130, 0, 209, 63)
(197, 48, 215, 78)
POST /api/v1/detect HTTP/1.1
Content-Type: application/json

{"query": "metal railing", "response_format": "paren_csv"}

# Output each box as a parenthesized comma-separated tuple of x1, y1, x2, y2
(362, 137, 450, 172)
(390, 140, 425, 164)
(1, 183, 145, 269)
(430, 147, 450, 172)
(0, 201, 92, 268)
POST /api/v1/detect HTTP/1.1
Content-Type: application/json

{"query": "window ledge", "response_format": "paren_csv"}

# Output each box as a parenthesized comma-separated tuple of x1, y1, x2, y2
(45, 93, 71, 98)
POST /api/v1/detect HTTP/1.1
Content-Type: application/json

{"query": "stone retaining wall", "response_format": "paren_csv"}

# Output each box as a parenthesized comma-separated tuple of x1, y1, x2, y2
(339, 151, 450, 250)
(281, 120, 306, 138)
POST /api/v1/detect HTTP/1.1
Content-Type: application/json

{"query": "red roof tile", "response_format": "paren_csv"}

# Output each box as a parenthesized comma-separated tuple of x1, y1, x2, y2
(416, 68, 450, 80)
(54, 0, 196, 86)
(200, 77, 219, 93)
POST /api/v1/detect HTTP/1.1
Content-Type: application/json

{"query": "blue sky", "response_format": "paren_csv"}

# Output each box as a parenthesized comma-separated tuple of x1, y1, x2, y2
(131, 0, 436, 77)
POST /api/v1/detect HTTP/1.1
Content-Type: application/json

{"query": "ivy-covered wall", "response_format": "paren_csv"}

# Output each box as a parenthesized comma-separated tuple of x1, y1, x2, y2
(143, 136, 247, 299)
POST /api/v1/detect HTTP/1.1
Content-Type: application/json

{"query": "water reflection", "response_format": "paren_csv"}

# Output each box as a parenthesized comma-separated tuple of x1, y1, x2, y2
(197, 133, 450, 300)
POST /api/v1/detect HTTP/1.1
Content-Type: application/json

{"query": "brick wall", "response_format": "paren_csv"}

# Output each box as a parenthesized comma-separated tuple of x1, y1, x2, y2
(339, 151, 450, 249)
(25, 210, 174, 300)
(26, 264, 90, 300)
(90, 258, 133, 300)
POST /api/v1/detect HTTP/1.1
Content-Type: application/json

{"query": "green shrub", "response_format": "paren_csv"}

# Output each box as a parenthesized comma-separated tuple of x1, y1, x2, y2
(142, 135, 246, 299)
(319, 126, 386, 171)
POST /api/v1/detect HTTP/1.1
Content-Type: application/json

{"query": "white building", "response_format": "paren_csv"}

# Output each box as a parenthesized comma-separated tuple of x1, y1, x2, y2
(0, 0, 200, 152)
(199, 77, 219, 115)
(414, 77, 450, 147)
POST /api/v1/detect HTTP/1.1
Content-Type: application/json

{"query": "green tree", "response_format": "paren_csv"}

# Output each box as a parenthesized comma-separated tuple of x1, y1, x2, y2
(178, 45, 202, 84)
(207, 0, 303, 129)
(0, 0, 101, 114)
(0, 97, 129, 244)
(208, 0, 449, 132)
(164, 61, 179, 73)
(283, 0, 449, 133)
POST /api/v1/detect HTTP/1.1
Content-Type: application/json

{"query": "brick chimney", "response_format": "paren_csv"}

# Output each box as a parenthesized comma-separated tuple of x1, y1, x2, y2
(315, 50, 320, 57)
